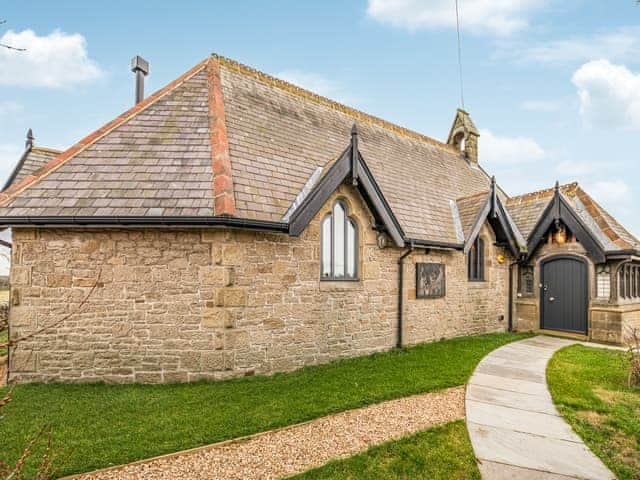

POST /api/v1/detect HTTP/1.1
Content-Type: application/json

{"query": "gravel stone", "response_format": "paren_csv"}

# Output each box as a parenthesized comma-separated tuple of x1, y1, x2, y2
(73, 386, 464, 480)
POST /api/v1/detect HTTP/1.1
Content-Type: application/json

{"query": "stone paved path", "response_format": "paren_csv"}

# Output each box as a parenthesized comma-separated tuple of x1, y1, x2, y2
(466, 335, 616, 480)
(71, 387, 464, 480)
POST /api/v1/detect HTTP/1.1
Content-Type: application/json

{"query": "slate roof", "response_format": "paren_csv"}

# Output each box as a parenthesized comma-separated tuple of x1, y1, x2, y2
(507, 183, 640, 252)
(218, 59, 493, 242)
(0, 54, 492, 244)
(0, 54, 636, 254)
(456, 192, 489, 241)
(0, 62, 213, 217)
(4, 146, 60, 191)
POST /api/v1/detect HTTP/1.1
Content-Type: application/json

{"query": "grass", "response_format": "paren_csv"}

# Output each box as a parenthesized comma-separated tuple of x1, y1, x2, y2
(0, 332, 528, 478)
(547, 345, 640, 480)
(290, 420, 480, 480)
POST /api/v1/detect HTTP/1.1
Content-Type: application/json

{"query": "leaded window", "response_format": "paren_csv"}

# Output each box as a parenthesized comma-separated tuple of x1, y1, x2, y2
(519, 265, 534, 296)
(321, 201, 358, 280)
(596, 264, 611, 300)
(468, 237, 485, 281)
(618, 263, 640, 300)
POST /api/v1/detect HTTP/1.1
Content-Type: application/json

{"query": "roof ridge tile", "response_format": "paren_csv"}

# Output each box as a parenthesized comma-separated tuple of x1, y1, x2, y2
(508, 182, 579, 204)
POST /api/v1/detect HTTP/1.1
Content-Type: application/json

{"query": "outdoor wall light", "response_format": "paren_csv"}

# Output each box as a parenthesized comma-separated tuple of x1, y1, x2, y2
(376, 232, 388, 249)
(554, 226, 567, 245)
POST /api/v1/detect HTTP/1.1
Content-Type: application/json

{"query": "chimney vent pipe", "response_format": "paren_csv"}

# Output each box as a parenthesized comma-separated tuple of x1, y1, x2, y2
(130, 56, 149, 105)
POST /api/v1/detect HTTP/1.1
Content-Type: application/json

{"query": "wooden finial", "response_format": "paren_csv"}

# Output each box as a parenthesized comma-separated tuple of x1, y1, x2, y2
(25, 128, 34, 150)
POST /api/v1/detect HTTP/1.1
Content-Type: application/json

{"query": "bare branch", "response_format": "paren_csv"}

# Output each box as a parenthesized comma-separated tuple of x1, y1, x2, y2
(0, 42, 25, 51)
(0, 19, 26, 51)
(1, 268, 103, 350)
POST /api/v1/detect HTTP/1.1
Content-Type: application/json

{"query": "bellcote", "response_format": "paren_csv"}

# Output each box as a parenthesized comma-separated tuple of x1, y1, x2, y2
(447, 108, 479, 164)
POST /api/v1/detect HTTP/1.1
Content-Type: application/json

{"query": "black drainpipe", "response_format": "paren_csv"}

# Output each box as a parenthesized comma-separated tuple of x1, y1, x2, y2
(397, 243, 414, 348)
(508, 259, 520, 332)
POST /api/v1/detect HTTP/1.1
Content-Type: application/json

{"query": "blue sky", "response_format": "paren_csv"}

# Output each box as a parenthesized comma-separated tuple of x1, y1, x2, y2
(1, 0, 639, 237)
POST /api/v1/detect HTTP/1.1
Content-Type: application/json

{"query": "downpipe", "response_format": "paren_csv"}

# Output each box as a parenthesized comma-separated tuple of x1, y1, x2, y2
(397, 243, 414, 348)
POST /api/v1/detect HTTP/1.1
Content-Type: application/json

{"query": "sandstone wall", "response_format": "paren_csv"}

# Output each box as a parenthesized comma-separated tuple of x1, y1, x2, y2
(9, 185, 509, 383)
(513, 238, 640, 344)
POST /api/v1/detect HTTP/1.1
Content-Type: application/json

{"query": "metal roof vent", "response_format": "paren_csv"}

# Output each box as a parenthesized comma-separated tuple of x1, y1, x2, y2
(130, 56, 149, 105)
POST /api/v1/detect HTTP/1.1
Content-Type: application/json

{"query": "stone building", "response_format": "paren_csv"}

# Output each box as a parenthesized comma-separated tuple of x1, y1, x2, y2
(1, 54, 639, 384)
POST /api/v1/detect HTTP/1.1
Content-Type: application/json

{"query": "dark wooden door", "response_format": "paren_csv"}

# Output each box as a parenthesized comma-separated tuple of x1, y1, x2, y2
(541, 256, 588, 334)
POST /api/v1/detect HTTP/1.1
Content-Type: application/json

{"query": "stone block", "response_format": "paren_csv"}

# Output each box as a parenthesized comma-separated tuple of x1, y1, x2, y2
(180, 351, 201, 371)
(222, 244, 244, 265)
(112, 322, 133, 337)
(79, 239, 100, 254)
(12, 266, 31, 286)
(199, 266, 230, 286)
(202, 352, 225, 370)
(10, 350, 36, 372)
(224, 330, 249, 349)
(216, 288, 247, 307)
(202, 308, 233, 329)
(134, 372, 163, 383)
(150, 325, 179, 339)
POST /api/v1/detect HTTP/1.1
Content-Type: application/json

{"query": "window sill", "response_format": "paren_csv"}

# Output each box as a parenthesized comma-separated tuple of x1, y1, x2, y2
(319, 280, 363, 291)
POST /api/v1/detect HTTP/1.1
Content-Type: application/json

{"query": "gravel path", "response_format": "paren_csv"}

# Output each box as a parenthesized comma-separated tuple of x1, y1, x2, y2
(73, 386, 464, 480)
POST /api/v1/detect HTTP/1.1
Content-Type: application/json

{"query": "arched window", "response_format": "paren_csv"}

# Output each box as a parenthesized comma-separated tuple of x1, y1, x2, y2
(468, 237, 485, 281)
(321, 201, 358, 280)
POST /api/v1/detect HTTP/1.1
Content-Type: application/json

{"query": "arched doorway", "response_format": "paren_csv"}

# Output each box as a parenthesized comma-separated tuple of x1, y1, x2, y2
(540, 256, 588, 334)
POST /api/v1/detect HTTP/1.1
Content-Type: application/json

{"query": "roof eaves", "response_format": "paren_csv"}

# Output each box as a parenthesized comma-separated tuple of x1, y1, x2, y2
(0, 215, 289, 232)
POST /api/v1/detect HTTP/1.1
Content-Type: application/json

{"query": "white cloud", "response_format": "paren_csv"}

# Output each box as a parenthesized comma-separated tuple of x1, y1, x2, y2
(554, 159, 599, 177)
(572, 59, 640, 130)
(366, 0, 550, 36)
(585, 179, 631, 205)
(515, 27, 640, 66)
(520, 100, 559, 112)
(479, 129, 545, 166)
(276, 70, 359, 105)
(0, 29, 102, 88)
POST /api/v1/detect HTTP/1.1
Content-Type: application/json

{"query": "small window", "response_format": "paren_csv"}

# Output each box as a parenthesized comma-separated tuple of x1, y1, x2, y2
(519, 265, 534, 296)
(618, 263, 640, 301)
(321, 200, 358, 280)
(596, 264, 611, 300)
(468, 237, 485, 281)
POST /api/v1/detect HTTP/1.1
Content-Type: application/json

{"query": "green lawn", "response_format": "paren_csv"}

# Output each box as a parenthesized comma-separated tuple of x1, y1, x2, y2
(290, 421, 480, 480)
(547, 345, 640, 480)
(1, 332, 528, 478)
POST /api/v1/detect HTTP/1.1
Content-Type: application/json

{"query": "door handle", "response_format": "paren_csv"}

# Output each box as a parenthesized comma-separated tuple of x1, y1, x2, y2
(549, 297, 556, 302)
